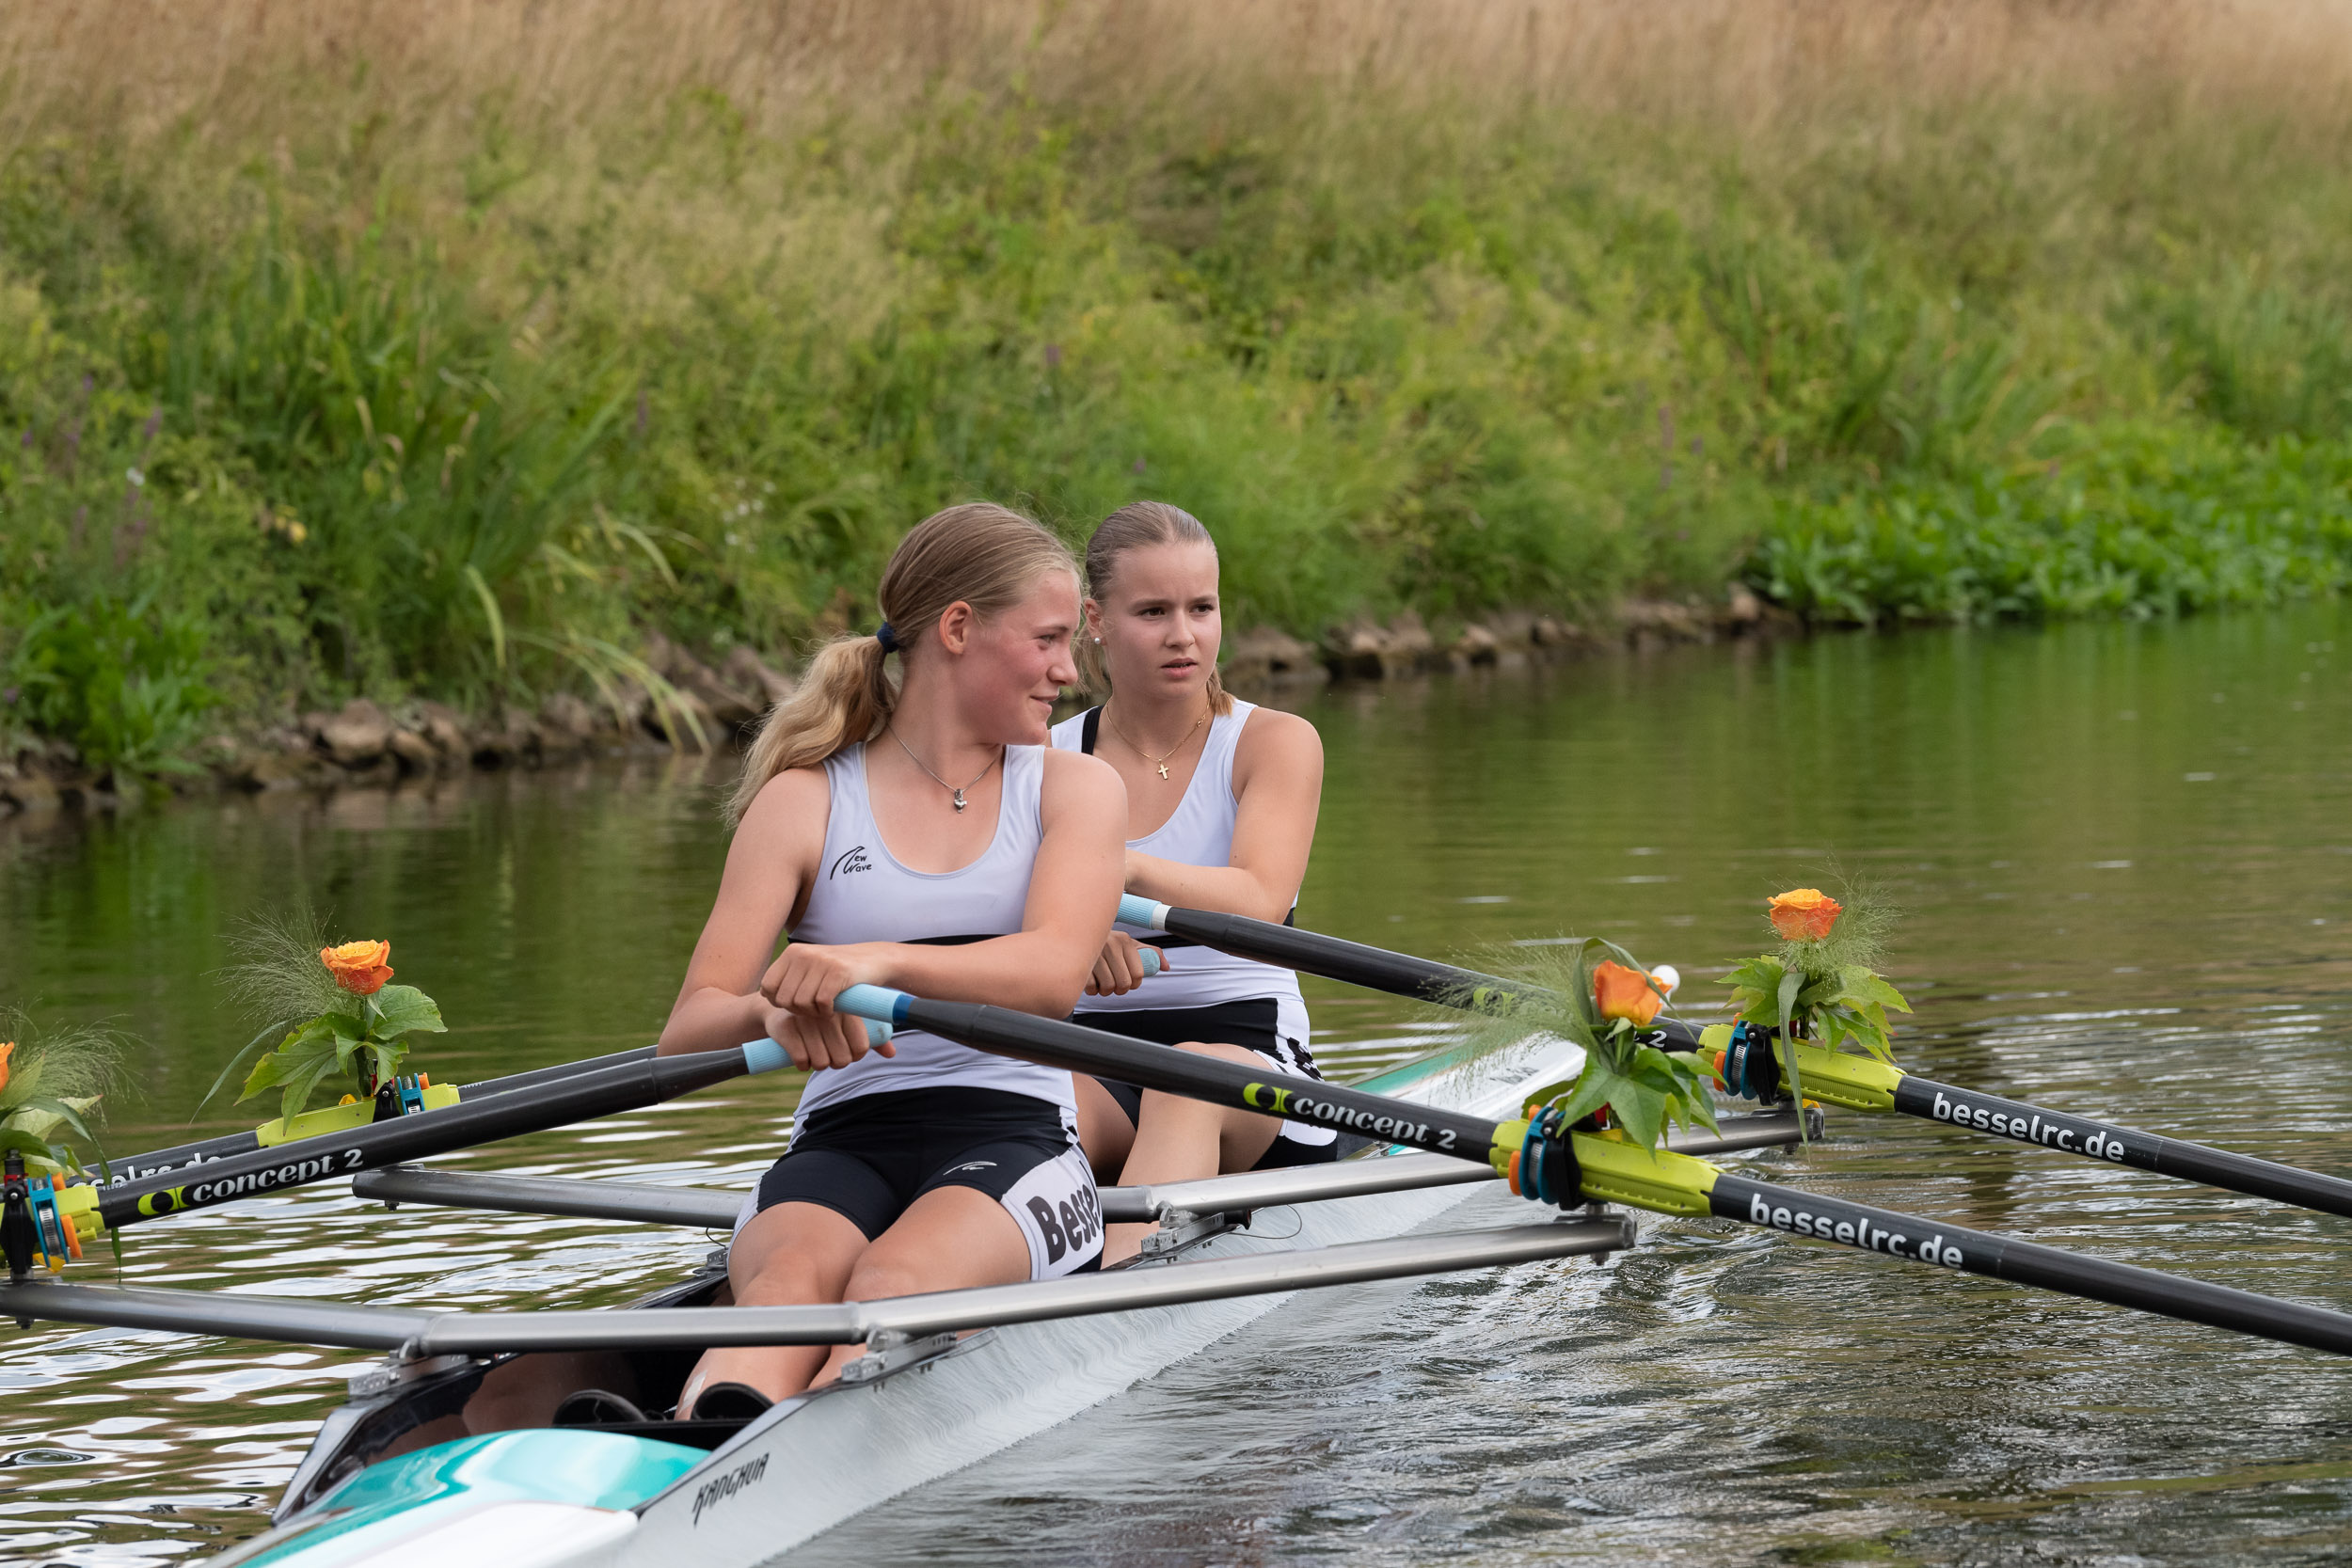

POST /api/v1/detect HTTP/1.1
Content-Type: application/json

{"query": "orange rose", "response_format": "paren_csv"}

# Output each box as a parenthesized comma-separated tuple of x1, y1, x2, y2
(321, 940, 395, 996)
(1593, 960, 1665, 1026)
(1768, 888, 1841, 942)
(0, 1040, 12, 1096)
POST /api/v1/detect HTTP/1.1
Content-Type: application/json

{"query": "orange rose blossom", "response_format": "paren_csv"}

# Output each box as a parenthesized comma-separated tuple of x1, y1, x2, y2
(0, 1040, 12, 1095)
(1768, 888, 1842, 942)
(1593, 961, 1666, 1026)
(321, 940, 395, 996)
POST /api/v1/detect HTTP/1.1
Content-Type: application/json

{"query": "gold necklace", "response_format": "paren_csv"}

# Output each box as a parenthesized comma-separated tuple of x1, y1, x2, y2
(1106, 704, 1208, 782)
(887, 727, 998, 813)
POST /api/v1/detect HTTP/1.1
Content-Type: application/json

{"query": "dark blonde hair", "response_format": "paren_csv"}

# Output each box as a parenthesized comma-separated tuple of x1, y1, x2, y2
(729, 502, 1076, 824)
(1081, 500, 1232, 715)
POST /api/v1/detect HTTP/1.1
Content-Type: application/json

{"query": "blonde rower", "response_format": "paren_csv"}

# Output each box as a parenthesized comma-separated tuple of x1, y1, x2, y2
(652, 505, 1125, 1418)
(1053, 501, 1332, 1268)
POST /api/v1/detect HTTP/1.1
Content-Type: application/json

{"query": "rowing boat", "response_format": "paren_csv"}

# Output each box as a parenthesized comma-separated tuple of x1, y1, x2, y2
(20, 926, 2343, 1566)
(167, 1031, 1804, 1567)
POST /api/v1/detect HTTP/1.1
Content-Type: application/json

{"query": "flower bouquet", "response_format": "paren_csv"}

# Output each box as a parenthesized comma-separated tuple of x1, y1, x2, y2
(1703, 884, 1912, 1115)
(0, 1020, 120, 1178)
(208, 915, 447, 1124)
(1449, 936, 1718, 1149)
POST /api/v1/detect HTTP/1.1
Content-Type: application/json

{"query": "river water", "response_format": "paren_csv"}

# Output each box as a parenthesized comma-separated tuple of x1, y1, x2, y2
(3, 605, 2350, 1566)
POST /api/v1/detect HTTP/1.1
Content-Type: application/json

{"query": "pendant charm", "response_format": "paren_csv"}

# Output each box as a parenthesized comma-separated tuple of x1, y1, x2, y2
(1155, 763, 1170, 781)
(952, 790, 968, 813)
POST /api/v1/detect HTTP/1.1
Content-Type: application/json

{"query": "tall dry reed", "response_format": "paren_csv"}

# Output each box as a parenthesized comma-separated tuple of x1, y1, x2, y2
(9, 0, 2352, 159)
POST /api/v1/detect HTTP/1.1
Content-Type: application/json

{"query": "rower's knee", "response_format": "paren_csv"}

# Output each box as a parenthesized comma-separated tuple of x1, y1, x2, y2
(733, 1253, 837, 1307)
(839, 1254, 927, 1305)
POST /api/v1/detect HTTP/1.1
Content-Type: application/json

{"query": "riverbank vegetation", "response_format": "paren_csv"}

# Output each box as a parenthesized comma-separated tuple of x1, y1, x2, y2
(5, 0, 2352, 778)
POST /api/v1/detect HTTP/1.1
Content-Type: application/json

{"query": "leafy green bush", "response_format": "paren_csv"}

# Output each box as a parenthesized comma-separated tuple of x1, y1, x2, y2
(4, 30, 2352, 767)
(5, 594, 218, 779)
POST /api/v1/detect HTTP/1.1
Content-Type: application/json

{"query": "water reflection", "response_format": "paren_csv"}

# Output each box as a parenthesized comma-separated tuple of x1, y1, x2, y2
(3, 605, 2349, 1565)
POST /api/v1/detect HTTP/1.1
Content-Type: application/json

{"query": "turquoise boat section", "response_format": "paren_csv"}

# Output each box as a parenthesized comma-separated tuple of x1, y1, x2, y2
(230, 1430, 705, 1565)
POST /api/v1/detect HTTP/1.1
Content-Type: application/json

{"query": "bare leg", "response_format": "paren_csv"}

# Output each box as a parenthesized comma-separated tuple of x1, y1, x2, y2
(679, 1201, 866, 1414)
(805, 1185, 1037, 1388)
(1073, 1074, 1137, 1181)
(1102, 1040, 1283, 1267)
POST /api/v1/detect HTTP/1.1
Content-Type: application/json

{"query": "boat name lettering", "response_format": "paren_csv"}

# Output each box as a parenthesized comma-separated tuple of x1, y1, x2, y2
(691, 1452, 771, 1526)
(1928, 1091, 2129, 1162)
(1242, 1083, 1431, 1144)
(1748, 1191, 1966, 1268)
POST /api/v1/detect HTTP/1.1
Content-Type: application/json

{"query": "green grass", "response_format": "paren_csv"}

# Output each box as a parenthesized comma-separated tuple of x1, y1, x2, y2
(5, 37, 2352, 771)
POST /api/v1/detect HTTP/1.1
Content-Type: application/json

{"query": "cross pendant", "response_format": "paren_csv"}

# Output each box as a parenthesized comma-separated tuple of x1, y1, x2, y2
(1155, 763, 1170, 781)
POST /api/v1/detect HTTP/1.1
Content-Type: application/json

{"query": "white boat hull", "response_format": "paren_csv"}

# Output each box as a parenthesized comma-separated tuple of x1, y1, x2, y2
(215, 1036, 1584, 1568)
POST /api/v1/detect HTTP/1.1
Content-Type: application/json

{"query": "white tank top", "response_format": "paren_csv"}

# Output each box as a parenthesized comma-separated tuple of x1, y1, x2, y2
(787, 742, 1076, 1125)
(1048, 700, 1310, 1046)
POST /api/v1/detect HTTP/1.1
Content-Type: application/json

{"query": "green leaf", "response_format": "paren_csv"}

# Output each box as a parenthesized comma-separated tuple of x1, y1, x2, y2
(1722, 955, 1787, 997)
(364, 1038, 407, 1094)
(1610, 1077, 1671, 1149)
(277, 1052, 347, 1126)
(238, 1017, 338, 1104)
(1839, 968, 1913, 1013)
(365, 985, 446, 1040)
(1775, 964, 1807, 1128)
(1544, 1068, 1617, 1131)
(200, 1017, 299, 1113)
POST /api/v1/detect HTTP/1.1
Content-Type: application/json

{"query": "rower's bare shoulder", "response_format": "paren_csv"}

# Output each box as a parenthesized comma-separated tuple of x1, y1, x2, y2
(1039, 745, 1125, 819)
(1233, 705, 1323, 782)
(732, 765, 832, 860)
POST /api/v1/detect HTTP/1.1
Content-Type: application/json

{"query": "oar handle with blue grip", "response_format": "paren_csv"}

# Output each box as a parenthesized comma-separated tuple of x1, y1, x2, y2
(834, 947, 1161, 1034)
(1119, 894, 1172, 929)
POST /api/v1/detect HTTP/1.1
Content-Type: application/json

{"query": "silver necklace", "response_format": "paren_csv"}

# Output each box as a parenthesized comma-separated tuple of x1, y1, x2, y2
(888, 727, 998, 813)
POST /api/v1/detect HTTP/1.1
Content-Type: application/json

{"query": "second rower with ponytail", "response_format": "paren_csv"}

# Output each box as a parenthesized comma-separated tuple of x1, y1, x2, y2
(1052, 500, 1334, 1267)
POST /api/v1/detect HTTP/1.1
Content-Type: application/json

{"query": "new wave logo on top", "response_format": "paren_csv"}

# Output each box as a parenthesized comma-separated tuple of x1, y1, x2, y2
(831, 846, 873, 879)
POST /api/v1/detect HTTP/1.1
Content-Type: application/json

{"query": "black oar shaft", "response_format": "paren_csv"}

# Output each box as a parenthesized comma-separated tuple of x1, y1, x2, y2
(1708, 1174, 2352, 1355)
(108, 1046, 663, 1185)
(880, 994, 2352, 1358)
(99, 1047, 762, 1230)
(1892, 1075, 2352, 1220)
(898, 999, 1503, 1161)
(1152, 904, 1526, 1006)
(1147, 901, 2352, 1224)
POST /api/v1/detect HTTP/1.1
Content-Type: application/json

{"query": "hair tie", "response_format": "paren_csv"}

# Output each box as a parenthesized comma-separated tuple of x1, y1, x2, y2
(875, 622, 899, 654)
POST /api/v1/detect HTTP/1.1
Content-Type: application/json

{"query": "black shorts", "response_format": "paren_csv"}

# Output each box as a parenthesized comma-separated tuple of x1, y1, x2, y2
(1070, 998, 1340, 1171)
(746, 1087, 1102, 1278)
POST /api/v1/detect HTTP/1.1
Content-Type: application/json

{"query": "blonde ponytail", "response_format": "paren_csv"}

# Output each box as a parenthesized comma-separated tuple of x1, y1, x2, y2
(727, 502, 1075, 825)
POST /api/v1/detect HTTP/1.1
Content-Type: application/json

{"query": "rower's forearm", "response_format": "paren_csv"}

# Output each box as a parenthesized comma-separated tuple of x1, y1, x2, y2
(657, 990, 766, 1055)
(1124, 853, 1295, 926)
(869, 938, 1092, 1020)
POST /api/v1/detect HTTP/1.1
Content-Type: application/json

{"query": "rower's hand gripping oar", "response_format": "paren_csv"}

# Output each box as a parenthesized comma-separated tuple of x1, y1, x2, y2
(835, 982, 2352, 1359)
(1116, 895, 2352, 1225)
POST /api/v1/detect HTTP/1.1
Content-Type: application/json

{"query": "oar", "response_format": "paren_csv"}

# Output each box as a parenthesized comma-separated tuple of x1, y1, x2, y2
(107, 1045, 664, 1186)
(834, 983, 2352, 1357)
(8, 1037, 835, 1275)
(1116, 895, 2352, 1223)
